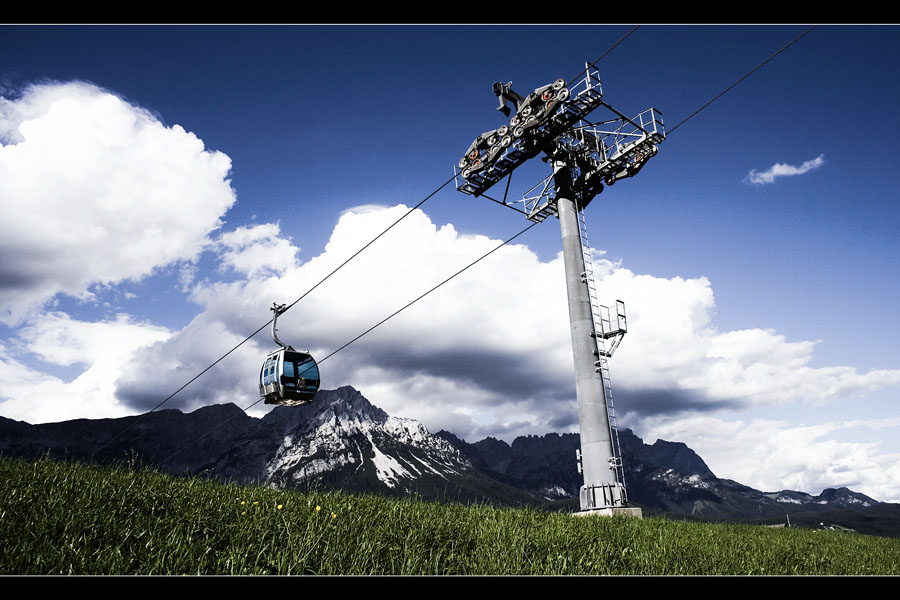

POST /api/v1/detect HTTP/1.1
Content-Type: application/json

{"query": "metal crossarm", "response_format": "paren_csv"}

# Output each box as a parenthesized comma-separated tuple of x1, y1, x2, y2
(455, 65, 665, 215)
(455, 68, 606, 198)
(491, 111, 665, 222)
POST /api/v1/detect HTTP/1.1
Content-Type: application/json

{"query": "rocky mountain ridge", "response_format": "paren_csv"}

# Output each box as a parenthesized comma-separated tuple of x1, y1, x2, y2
(1, 386, 893, 535)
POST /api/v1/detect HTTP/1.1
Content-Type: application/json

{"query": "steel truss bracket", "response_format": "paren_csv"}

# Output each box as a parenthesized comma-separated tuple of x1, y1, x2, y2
(590, 299, 627, 358)
(518, 106, 665, 223)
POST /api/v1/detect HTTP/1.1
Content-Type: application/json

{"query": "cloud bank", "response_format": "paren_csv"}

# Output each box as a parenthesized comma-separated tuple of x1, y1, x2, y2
(105, 206, 900, 442)
(0, 81, 236, 325)
(747, 154, 825, 185)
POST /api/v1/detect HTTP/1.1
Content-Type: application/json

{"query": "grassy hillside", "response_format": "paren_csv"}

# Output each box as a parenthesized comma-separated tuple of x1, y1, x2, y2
(2, 456, 899, 575)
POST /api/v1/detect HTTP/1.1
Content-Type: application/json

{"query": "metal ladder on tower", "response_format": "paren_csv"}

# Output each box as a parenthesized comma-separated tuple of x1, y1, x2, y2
(576, 202, 627, 492)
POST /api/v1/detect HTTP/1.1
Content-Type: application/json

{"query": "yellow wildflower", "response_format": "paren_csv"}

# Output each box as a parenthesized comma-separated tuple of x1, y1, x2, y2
(332, 513, 336, 519)
(240, 501, 245, 505)
(277, 504, 283, 510)
(253, 501, 259, 505)
(316, 505, 321, 512)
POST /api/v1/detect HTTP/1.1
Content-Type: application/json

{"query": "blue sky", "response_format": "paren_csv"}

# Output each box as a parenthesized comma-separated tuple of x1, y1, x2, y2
(2, 25, 900, 502)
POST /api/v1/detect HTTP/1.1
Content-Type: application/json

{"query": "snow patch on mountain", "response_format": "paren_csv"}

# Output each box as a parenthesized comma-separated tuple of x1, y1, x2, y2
(407, 451, 448, 479)
(366, 432, 412, 488)
(776, 495, 802, 504)
(686, 474, 711, 488)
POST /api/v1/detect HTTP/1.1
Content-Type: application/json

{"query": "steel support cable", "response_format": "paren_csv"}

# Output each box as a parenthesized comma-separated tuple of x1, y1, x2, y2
(280, 175, 455, 314)
(668, 25, 817, 135)
(315, 220, 540, 366)
(155, 220, 539, 467)
(89, 320, 272, 460)
(566, 25, 641, 88)
(91, 174, 456, 459)
(155, 396, 264, 468)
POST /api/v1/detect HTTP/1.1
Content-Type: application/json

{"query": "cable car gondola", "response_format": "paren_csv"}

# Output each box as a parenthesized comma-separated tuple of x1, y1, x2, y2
(259, 303, 320, 406)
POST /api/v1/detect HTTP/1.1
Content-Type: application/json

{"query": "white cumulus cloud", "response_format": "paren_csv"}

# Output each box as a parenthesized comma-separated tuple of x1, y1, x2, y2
(0, 312, 171, 423)
(0, 81, 236, 325)
(216, 224, 299, 279)
(638, 415, 900, 503)
(747, 154, 825, 184)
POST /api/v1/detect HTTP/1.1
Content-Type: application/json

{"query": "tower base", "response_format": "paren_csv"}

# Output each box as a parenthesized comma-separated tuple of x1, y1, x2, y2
(573, 507, 643, 519)
(580, 482, 628, 511)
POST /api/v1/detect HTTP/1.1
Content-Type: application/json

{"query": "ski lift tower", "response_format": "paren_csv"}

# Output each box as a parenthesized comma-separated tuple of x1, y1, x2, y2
(455, 65, 665, 516)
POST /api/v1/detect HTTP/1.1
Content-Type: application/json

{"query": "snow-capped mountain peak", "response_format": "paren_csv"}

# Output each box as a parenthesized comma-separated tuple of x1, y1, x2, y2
(257, 387, 472, 492)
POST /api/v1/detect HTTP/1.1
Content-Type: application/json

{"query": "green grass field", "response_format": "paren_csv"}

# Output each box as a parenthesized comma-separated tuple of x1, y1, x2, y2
(2, 456, 898, 575)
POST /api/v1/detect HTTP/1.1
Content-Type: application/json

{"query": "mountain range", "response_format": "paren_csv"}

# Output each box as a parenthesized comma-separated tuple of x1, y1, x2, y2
(2, 385, 897, 537)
